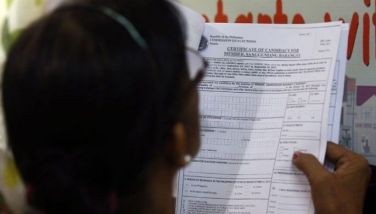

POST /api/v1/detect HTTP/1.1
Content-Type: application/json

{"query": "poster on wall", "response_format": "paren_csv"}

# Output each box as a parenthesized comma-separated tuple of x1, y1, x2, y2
(180, 0, 376, 164)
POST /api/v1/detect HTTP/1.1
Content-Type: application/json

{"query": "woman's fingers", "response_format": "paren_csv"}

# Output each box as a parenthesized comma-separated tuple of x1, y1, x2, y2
(293, 152, 329, 185)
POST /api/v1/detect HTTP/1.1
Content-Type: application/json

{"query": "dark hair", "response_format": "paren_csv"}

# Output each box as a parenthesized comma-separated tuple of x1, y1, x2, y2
(2, 0, 188, 212)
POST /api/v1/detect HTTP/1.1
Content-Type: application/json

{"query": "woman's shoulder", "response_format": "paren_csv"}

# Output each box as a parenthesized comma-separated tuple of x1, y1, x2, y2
(0, 192, 13, 214)
(0, 149, 26, 213)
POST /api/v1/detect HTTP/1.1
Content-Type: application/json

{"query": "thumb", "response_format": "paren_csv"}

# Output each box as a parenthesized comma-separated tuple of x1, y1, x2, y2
(293, 152, 329, 184)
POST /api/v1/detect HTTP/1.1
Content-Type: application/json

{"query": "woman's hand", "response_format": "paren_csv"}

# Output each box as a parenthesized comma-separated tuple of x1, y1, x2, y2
(293, 142, 371, 214)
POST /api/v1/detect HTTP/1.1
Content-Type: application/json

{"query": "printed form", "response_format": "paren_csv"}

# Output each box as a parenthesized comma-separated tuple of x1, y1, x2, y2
(327, 24, 348, 142)
(176, 22, 343, 214)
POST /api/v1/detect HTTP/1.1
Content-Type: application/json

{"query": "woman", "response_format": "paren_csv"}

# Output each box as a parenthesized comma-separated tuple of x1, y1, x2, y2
(3, 0, 202, 212)
(1, 0, 371, 213)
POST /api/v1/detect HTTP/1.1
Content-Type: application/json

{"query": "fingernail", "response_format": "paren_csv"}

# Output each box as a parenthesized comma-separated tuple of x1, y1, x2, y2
(293, 152, 299, 160)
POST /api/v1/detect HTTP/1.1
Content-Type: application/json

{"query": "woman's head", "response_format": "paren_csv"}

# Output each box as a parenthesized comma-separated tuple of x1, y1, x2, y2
(2, 0, 202, 212)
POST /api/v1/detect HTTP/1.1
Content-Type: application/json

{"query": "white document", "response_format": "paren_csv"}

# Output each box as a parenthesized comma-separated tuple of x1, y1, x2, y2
(176, 22, 343, 214)
(176, 2, 348, 144)
(172, 2, 206, 50)
(327, 24, 349, 142)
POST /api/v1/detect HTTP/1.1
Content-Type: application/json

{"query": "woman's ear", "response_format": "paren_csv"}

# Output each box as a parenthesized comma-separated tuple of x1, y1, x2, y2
(165, 122, 190, 168)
